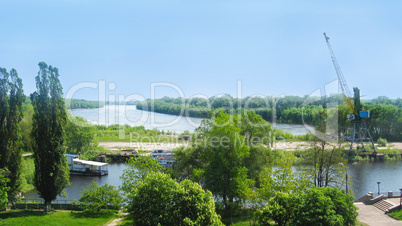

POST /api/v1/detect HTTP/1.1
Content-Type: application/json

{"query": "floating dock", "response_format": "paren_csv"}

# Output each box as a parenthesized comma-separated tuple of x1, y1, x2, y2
(66, 154, 108, 176)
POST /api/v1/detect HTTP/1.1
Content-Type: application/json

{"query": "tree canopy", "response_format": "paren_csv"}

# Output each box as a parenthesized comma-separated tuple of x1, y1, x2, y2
(0, 67, 24, 199)
(79, 182, 123, 214)
(127, 171, 223, 226)
(257, 187, 357, 226)
(31, 62, 70, 212)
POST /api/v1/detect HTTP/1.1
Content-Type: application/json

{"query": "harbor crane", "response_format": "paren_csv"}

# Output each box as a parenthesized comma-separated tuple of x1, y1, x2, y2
(323, 32, 376, 152)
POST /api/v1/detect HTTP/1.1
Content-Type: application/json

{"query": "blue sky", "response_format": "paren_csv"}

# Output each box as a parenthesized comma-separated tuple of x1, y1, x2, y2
(1, 0, 401, 101)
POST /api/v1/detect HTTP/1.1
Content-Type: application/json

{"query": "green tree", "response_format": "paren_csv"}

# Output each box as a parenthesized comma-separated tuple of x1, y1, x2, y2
(258, 187, 357, 226)
(31, 62, 70, 212)
(79, 182, 123, 214)
(320, 187, 358, 226)
(20, 104, 34, 152)
(0, 67, 25, 199)
(174, 110, 273, 221)
(172, 146, 204, 181)
(257, 153, 310, 202)
(293, 187, 357, 226)
(197, 111, 253, 220)
(120, 155, 162, 194)
(377, 137, 387, 147)
(294, 187, 343, 225)
(128, 171, 223, 226)
(257, 192, 296, 226)
(240, 111, 273, 184)
(0, 169, 10, 210)
(304, 145, 345, 188)
(304, 108, 346, 188)
(65, 115, 98, 154)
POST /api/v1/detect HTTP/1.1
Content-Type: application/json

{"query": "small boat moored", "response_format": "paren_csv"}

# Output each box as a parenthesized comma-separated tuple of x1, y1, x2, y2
(151, 149, 175, 167)
(66, 154, 108, 176)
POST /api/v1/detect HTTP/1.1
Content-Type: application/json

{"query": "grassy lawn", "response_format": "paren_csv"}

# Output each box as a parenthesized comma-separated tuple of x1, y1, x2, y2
(388, 209, 402, 220)
(0, 210, 117, 225)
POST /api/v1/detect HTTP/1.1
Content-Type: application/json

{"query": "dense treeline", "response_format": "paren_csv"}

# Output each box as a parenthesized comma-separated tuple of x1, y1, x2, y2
(95, 124, 161, 137)
(136, 95, 345, 120)
(137, 95, 402, 141)
(64, 99, 137, 109)
(65, 99, 104, 109)
(170, 110, 357, 224)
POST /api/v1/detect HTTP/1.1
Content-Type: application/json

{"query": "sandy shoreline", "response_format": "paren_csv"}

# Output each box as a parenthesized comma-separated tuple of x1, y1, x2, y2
(99, 141, 402, 151)
(99, 141, 191, 151)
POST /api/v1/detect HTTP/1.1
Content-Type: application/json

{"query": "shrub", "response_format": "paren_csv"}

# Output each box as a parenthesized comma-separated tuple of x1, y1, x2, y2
(128, 172, 223, 226)
(258, 187, 357, 226)
(79, 182, 123, 214)
(378, 137, 387, 147)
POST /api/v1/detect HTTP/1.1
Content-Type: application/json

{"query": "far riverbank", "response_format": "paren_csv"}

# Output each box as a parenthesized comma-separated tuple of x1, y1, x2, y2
(70, 105, 312, 135)
(99, 141, 402, 152)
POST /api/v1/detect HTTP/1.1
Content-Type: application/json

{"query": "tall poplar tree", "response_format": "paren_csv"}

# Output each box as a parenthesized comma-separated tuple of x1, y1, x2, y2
(0, 67, 24, 199)
(31, 62, 69, 212)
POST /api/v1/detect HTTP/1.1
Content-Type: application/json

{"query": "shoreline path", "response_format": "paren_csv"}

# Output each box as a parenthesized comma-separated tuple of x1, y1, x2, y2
(98, 142, 402, 152)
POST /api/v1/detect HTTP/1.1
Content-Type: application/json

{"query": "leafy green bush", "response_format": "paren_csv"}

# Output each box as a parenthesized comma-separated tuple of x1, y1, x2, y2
(257, 187, 357, 226)
(79, 182, 123, 214)
(127, 172, 223, 226)
(378, 137, 387, 147)
(20, 157, 35, 192)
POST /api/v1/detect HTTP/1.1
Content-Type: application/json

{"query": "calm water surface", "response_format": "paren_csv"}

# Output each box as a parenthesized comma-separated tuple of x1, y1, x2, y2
(70, 105, 312, 135)
(26, 161, 402, 201)
(25, 106, 400, 202)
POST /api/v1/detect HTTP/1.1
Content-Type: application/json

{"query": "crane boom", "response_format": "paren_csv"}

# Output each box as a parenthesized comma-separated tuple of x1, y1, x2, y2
(322, 32, 375, 152)
(323, 33, 352, 98)
(323, 32, 356, 116)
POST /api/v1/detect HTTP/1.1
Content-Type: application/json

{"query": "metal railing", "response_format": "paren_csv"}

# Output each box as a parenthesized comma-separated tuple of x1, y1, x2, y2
(13, 199, 83, 211)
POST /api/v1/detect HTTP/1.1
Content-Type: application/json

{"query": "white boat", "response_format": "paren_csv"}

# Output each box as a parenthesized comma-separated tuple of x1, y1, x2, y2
(151, 149, 175, 167)
(66, 154, 108, 176)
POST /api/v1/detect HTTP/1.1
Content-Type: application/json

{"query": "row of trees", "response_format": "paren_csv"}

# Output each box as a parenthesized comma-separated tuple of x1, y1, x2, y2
(169, 110, 356, 224)
(257, 187, 356, 225)
(136, 95, 335, 120)
(0, 63, 70, 212)
(137, 95, 402, 141)
(65, 99, 104, 109)
(280, 103, 402, 141)
(64, 99, 138, 109)
(119, 156, 224, 225)
(111, 110, 356, 225)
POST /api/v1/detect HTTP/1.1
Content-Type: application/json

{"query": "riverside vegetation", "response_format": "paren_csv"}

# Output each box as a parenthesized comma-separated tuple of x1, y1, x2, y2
(137, 95, 402, 142)
(0, 63, 397, 225)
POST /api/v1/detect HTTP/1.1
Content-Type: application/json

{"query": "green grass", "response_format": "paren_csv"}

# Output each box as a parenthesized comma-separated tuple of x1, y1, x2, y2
(0, 210, 117, 225)
(119, 214, 134, 225)
(20, 157, 35, 192)
(388, 209, 402, 220)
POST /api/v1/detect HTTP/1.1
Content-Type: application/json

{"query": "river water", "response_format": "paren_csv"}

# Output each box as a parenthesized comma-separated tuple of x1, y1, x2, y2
(70, 105, 312, 135)
(25, 106, 402, 202)
(25, 161, 402, 202)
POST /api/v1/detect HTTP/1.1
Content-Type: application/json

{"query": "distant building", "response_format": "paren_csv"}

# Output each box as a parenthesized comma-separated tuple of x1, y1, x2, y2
(181, 135, 191, 141)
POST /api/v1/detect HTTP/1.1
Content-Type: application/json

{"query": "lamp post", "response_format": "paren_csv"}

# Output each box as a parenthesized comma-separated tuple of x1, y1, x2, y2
(377, 182, 381, 196)
(339, 162, 357, 194)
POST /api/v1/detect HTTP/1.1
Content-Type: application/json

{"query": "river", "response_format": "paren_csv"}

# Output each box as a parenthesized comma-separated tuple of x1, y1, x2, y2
(70, 105, 312, 135)
(25, 161, 402, 202)
(25, 106, 402, 202)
